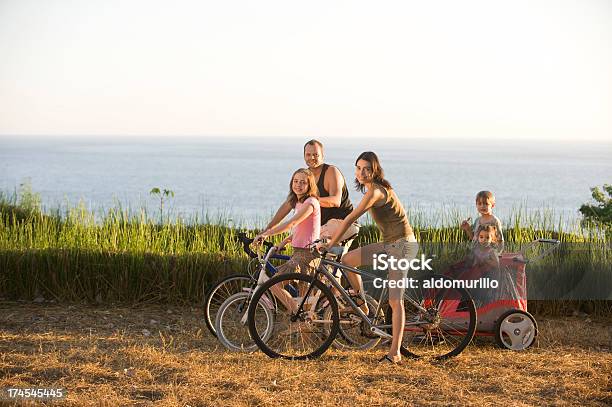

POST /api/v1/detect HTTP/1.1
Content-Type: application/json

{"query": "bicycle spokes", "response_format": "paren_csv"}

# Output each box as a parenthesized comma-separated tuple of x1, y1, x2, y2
(247, 273, 340, 359)
(398, 274, 477, 359)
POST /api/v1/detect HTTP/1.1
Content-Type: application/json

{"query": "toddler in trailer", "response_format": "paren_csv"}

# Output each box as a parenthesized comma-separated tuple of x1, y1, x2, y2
(471, 225, 501, 268)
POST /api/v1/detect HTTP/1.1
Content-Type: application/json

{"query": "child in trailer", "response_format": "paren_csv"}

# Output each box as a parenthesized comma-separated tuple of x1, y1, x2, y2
(467, 224, 505, 307)
(471, 225, 501, 269)
(461, 190, 504, 253)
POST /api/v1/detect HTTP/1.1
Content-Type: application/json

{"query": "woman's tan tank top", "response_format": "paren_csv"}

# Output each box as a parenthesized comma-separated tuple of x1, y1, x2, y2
(368, 184, 413, 242)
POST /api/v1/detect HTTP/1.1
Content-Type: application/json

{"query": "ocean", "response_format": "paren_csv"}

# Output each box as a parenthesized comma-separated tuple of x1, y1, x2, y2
(1, 136, 610, 228)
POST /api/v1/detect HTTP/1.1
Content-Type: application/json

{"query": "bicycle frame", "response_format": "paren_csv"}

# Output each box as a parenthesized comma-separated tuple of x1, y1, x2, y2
(295, 255, 432, 339)
(237, 246, 296, 324)
(235, 233, 361, 326)
(238, 232, 353, 289)
(237, 232, 357, 277)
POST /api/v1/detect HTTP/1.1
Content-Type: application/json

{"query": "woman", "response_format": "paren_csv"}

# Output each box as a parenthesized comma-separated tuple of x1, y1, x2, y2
(321, 152, 418, 364)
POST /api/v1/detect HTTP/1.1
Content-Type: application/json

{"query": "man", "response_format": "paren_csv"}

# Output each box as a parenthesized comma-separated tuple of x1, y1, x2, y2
(263, 140, 354, 235)
(260, 139, 365, 313)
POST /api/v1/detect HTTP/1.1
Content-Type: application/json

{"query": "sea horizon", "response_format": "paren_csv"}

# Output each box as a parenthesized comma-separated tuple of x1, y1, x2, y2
(1, 135, 610, 228)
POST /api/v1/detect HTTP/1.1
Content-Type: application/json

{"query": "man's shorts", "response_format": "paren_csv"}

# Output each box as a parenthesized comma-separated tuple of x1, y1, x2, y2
(320, 219, 360, 244)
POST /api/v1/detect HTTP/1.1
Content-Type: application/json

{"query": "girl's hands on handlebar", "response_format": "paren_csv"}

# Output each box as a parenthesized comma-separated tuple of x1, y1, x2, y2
(252, 233, 287, 253)
(253, 233, 267, 246)
(274, 238, 288, 253)
(315, 242, 329, 255)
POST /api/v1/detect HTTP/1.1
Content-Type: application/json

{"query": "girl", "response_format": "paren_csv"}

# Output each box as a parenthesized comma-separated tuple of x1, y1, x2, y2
(254, 168, 321, 276)
(320, 152, 418, 364)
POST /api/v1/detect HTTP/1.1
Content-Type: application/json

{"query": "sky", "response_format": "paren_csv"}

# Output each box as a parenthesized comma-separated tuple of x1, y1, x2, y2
(0, 0, 610, 140)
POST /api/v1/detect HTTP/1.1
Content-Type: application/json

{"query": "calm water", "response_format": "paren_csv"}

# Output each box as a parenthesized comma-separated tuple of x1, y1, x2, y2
(1, 136, 610, 227)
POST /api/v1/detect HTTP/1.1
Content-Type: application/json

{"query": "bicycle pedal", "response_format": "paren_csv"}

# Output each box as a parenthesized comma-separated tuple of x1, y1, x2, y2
(368, 326, 392, 339)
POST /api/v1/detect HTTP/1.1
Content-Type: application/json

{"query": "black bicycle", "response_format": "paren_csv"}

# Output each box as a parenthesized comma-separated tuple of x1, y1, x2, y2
(247, 243, 477, 360)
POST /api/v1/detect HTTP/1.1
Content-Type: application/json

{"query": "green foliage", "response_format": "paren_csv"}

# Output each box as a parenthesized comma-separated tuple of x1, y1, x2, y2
(150, 187, 175, 224)
(18, 179, 42, 213)
(579, 184, 612, 225)
(0, 188, 610, 314)
(0, 181, 46, 224)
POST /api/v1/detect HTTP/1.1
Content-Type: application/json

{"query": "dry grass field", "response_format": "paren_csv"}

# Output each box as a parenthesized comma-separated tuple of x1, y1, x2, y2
(0, 303, 610, 406)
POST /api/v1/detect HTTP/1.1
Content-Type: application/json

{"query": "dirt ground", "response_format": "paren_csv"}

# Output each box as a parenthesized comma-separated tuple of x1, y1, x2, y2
(0, 303, 610, 406)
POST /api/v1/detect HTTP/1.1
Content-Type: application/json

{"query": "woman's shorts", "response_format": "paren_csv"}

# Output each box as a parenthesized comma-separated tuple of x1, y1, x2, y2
(382, 236, 419, 274)
(276, 248, 321, 276)
(360, 235, 419, 300)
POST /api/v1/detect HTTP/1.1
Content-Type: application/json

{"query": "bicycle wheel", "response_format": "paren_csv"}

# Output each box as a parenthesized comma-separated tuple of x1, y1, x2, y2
(247, 272, 340, 360)
(215, 292, 275, 352)
(203, 274, 253, 337)
(386, 273, 476, 359)
(327, 294, 383, 351)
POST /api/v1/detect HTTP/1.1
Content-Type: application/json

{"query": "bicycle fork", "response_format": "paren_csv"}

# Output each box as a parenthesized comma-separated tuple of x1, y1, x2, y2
(239, 263, 272, 325)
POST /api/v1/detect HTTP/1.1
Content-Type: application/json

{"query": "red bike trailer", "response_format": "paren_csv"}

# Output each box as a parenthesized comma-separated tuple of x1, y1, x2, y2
(413, 239, 560, 350)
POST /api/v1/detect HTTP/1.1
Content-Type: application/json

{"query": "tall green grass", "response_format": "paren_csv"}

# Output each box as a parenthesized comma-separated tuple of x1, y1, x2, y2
(0, 192, 609, 314)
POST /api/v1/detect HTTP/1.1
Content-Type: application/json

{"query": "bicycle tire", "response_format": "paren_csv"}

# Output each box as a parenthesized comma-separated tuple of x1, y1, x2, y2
(203, 273, 253, 337)
(247, 272, 340, 360)
(385, 273, 477, 360)
(215, 291, 275, 352)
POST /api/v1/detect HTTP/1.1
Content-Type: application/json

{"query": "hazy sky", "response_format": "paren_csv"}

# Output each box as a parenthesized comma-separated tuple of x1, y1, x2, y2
(0, 0, 610, 140)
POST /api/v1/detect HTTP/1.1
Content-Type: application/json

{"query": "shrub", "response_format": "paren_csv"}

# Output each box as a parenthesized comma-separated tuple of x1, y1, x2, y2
(579, 184, 612, 226)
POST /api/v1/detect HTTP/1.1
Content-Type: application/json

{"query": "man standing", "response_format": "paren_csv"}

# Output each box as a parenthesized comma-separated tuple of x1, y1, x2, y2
(263, 139, 354, 234)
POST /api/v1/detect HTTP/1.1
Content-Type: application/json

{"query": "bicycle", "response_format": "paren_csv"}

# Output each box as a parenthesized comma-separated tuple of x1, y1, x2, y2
(246, 243, 478, 360)
(202, 233, 289, 338)
(214, 234, 382, 351)
(214, 244, 287, 351)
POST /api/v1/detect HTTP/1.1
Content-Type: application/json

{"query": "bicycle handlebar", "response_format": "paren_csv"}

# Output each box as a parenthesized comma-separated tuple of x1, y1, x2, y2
(238, 231, 356, 260)
(236, 232, 274, 258)
(513, 238, 561, 264)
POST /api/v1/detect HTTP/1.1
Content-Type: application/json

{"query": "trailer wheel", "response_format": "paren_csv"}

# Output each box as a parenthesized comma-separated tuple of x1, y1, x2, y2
(494, 309, 538, 350)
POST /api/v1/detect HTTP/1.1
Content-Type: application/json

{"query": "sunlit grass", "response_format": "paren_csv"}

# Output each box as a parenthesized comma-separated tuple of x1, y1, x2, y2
(0, 304, 610, 406)
(0, 192, 609, 313)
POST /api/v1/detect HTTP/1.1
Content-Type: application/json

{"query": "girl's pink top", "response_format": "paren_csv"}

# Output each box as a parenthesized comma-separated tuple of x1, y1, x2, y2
(291, 197, 321, 249)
